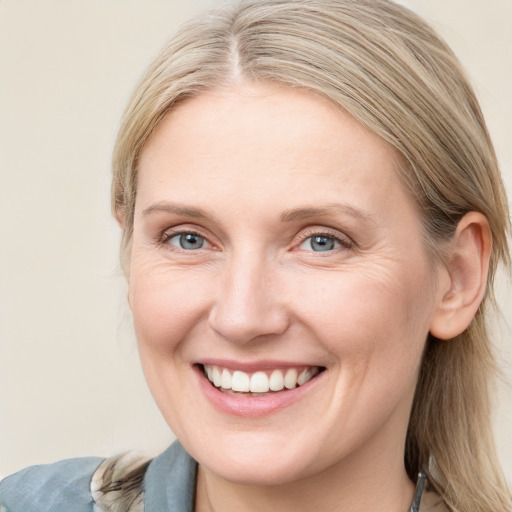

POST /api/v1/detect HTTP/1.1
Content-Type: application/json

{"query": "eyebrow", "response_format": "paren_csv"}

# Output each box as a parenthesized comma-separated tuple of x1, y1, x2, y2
(142, 201, 376, 226)
(280, 204, 376, 225)
(142, 202, 210, 220)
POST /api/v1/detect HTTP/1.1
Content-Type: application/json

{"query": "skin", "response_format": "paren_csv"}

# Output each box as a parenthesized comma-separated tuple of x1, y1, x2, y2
(127, 82, 465, 511)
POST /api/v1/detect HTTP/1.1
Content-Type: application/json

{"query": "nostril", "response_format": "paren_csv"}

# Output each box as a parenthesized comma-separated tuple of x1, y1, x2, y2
(208, 307, 290, 345)
(207, 270, 290, 344)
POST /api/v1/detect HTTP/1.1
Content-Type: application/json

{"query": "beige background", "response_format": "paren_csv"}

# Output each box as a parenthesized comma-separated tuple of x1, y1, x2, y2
(0, 0, 511, 483)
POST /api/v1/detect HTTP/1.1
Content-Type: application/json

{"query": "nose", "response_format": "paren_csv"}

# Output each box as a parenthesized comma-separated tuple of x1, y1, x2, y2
(208, 253, 290, 344)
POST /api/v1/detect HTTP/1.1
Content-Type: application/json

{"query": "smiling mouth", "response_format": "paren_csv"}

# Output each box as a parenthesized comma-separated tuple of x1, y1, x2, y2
(199, 364, 325, 396)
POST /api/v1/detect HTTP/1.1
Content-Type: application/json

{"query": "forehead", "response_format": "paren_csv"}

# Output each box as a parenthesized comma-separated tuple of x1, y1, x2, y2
(136, 83, 414, 224)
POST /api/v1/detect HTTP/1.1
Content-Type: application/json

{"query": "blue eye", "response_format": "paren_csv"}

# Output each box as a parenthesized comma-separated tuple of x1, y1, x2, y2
(168, 232, 207, 250)
(299, 234, 341, 252)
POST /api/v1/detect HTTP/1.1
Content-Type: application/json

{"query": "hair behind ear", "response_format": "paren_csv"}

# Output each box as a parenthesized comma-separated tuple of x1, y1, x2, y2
(407, 215, 510, 510)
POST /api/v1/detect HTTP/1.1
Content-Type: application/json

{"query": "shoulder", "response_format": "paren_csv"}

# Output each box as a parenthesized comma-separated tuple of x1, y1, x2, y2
(0, 442, 197, 512)
(0, 456, 104, 512)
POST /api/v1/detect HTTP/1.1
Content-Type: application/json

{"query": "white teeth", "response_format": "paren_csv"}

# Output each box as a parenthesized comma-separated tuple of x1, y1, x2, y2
(269, 369, 284, 391)
(221, 368, 232, 389)
(250, 371, 269, 393)
(203, 365, 321, 393)
(297, 368, 311, 386)
(284, 368, 298, 389)
(212, 367, 222, 387)
(232, 370, 250, 392)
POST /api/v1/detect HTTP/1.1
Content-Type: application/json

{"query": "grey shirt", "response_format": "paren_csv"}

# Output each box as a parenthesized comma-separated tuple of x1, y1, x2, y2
(0, 442, 195, 512)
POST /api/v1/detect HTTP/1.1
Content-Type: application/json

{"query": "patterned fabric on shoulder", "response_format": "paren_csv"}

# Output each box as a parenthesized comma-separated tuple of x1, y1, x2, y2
(0, 457, 103, 512)
(92, 454, 150, 512)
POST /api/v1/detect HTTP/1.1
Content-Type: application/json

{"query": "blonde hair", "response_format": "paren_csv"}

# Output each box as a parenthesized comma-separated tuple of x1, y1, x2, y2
(112, 1, 511, 510)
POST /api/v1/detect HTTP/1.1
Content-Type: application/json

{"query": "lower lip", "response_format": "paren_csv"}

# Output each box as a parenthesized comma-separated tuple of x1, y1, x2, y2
(194, 365, 325, 417)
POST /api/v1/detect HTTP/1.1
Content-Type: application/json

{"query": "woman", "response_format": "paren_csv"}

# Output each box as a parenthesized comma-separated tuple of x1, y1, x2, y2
(1, 0, 510, 511)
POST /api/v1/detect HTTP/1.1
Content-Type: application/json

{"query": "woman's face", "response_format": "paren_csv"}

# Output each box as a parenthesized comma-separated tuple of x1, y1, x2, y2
(129, 83, 443, 485)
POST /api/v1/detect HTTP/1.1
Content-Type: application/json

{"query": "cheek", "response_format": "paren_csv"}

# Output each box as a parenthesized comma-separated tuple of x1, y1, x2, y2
(127, 260, 213, 434)
(296, 265, 433, 435)
(290, 261, 434, 365)
(128, 260, 212, 357)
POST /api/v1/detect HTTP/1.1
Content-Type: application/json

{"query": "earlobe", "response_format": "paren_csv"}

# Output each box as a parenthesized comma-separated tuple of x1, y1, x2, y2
(429, 212, 491, 340)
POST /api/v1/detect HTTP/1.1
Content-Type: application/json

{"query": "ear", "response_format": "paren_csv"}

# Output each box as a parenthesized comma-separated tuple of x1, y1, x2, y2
(429, 212, 492, 340)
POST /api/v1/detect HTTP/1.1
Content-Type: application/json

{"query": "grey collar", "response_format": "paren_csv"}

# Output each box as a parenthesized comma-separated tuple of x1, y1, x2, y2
(143, 442, 197, 512)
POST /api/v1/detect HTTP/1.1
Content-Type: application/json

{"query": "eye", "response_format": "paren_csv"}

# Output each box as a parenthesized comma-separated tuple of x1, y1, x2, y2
(166, 232, 209, 250)
(299, 234, 342, 252)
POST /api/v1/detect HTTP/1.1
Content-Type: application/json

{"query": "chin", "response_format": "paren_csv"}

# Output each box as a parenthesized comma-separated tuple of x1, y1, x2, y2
(185, 432, 317, 486)
(205, 453, 308, 486)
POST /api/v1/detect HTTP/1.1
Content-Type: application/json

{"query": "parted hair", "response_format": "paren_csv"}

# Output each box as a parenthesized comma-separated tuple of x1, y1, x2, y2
(111, 1, 511, 510)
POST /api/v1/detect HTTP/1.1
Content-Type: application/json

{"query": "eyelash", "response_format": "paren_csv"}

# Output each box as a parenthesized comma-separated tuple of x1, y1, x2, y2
(159, 228, 212, 251)
(295, 228, 354, 253)
(158, 226, 354, 253)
